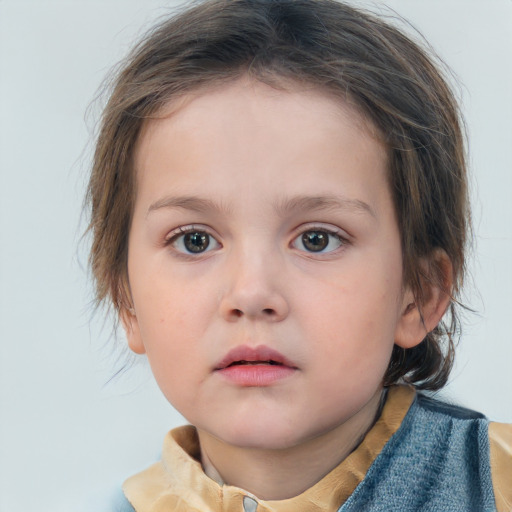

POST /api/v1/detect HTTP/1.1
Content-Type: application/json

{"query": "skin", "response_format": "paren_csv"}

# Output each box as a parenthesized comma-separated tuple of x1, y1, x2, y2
(123, 78, 449, 500)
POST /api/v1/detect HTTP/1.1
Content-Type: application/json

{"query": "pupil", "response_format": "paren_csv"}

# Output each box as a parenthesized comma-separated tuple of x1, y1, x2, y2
(302, 231, 328, 251)
(184, 232, 209, 253)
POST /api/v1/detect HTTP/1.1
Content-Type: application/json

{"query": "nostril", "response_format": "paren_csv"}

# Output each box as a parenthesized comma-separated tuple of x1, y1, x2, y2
(233, 309, 243, 318)
(262, 308, 275, 315)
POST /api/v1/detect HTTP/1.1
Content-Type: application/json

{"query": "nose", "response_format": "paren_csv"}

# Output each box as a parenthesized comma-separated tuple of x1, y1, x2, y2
(219, 250, 290, 323)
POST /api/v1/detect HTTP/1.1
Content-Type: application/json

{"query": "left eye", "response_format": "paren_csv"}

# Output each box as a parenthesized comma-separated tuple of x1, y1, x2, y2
(292, 229, 344, 253)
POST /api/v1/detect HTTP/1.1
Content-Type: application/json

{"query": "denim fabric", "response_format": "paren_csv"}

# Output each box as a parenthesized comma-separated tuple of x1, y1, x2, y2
(338, 394, 496, 511)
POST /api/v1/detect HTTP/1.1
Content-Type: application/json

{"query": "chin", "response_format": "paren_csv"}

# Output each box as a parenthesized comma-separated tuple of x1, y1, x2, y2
(213, 419, 307, 451)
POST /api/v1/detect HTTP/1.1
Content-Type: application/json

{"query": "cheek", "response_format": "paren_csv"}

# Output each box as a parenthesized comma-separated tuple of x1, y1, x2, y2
(136, 290, 206, 406)
(133, 273, 220, 371)
(299, 261, 402, 368)
(133, 259, 214, 329)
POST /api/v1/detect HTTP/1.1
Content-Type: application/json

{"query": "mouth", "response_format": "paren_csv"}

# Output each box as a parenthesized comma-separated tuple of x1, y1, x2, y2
(225, 360, 284, 366)
(214, 345, 297, 386)
(214, 345, 296, 370)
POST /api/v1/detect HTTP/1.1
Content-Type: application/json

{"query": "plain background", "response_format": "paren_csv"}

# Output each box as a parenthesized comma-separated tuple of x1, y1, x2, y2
(0, 1, 511, 510)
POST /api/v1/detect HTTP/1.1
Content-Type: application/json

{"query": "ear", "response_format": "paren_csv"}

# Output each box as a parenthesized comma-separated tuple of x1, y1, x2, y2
(120, 306, 146, 355)
(394, 250, 453, 349)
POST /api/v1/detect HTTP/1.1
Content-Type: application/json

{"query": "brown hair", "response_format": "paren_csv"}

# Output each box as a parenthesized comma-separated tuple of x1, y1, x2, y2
(87, 0, 470, 390)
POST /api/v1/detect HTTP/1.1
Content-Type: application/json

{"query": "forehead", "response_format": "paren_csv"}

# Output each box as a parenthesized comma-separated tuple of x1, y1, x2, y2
(136, 77, 384, 160)
(133, 78, 390, 214)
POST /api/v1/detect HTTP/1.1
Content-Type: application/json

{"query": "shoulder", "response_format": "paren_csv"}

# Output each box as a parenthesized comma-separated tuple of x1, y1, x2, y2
(488, 422, 512, 512)
(414, 392, 486, 420)
(411, 393, 512, 512)
(402, 391, 489, 450)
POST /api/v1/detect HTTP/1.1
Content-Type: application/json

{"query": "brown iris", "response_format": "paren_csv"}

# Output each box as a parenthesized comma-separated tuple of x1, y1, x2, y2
(184, 232, 210, 253)
(301, 231, 329, 252)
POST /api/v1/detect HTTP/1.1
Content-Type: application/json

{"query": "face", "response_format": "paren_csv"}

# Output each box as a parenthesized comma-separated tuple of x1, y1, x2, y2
(125, 79, 414, 451)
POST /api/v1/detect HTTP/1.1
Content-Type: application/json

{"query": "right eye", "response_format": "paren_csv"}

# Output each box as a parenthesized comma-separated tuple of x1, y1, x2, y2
(167, 229, 220, 254)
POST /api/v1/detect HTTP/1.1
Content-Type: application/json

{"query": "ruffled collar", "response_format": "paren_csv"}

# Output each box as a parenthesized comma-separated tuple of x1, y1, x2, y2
(123, 385, 415, 512)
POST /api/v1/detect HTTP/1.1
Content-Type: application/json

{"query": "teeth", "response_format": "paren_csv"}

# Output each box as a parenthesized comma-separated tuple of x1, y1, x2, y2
(230, 360, 281, 366)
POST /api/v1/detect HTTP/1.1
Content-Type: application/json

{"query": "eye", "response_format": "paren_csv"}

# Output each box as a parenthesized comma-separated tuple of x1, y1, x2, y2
(292, 229, 344, 253)
(168, 229, 220, 254)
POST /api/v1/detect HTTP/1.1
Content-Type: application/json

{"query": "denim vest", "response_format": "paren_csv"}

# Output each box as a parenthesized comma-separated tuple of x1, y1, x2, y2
(338, 394, 496, 511)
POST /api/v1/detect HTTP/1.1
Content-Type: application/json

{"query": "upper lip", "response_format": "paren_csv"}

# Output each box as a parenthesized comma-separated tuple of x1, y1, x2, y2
(214, 344, 297, 370)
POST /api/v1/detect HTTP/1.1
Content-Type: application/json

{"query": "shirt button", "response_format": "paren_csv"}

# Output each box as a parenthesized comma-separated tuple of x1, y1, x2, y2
(243, 496, 258, 512)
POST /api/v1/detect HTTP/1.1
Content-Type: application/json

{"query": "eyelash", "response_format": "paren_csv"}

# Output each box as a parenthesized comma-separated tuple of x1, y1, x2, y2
(164, 224, 349, 257)
(290, 225, 348, 255)
(164, 226, 221, 257)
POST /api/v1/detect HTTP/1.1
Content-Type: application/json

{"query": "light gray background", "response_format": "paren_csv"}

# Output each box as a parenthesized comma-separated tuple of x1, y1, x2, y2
(0, 1, 511, 510)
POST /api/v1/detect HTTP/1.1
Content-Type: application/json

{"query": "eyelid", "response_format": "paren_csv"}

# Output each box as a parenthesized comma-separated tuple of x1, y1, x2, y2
(290, 223, 351, 254)
(291, 222, 350, 240)
(165, 224, 216, 242)
(164, 224, 222, 255)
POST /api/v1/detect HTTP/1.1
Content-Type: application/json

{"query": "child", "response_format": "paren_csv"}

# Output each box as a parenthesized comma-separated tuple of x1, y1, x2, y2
(86, 0, 511, 510)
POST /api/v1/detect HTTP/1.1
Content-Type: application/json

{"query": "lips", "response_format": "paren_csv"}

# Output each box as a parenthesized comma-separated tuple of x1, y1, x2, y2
(214, 344, 296, 370)
(214, 345, 297, 386)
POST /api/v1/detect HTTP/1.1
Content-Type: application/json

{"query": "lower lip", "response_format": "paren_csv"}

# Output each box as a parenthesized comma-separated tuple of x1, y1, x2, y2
(216, 364, 296, 386)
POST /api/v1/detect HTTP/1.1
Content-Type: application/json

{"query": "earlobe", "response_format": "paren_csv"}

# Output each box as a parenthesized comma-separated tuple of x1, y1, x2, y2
(120, 307, 146, 355)
(395, 250, 453, 349)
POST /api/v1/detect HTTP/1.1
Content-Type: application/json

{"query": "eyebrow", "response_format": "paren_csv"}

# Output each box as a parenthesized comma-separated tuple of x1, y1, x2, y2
(147, 196, 233, 217)
(274, 194, 376, 219)
(147, 194, 375, 218)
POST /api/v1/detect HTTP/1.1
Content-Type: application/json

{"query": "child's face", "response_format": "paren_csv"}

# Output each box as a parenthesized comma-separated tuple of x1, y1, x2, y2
(125, 79, 414, 450)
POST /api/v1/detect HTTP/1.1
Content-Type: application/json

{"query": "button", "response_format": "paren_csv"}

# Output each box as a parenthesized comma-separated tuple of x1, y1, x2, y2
(243, 496, 258, 512)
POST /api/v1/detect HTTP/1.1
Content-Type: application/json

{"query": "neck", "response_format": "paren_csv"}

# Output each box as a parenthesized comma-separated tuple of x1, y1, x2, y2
(198, 388, 384, 501)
